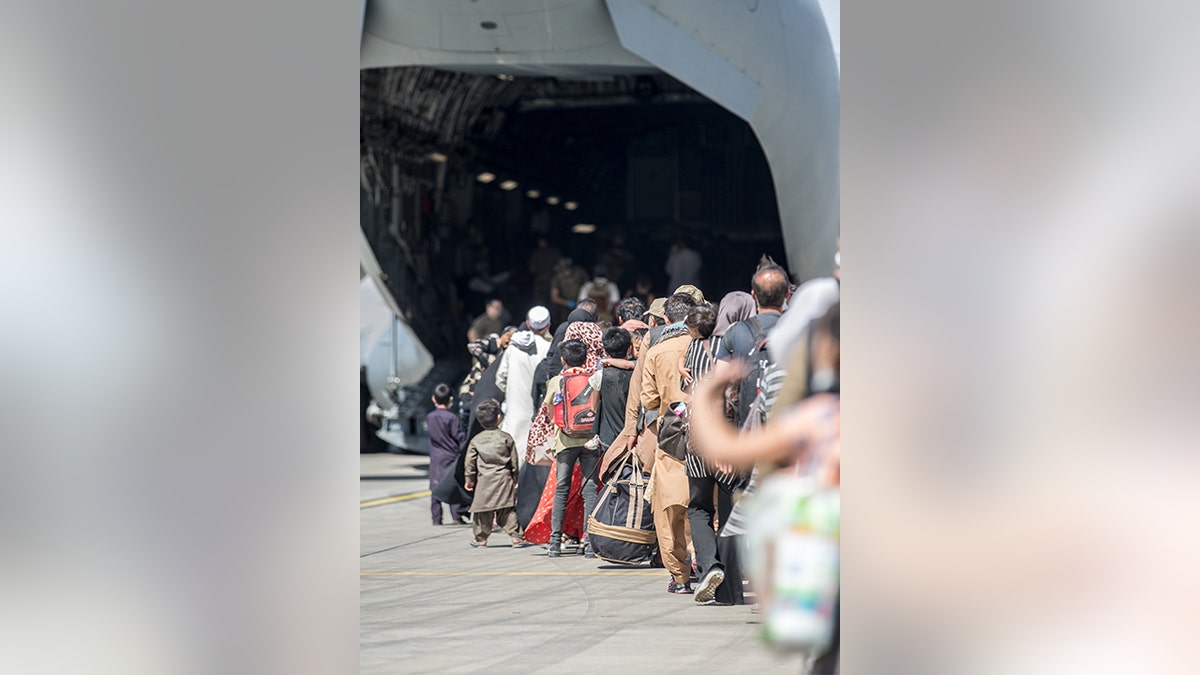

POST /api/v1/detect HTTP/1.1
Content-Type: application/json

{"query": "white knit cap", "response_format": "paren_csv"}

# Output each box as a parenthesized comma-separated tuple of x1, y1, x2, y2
(527, 305, 551, 331)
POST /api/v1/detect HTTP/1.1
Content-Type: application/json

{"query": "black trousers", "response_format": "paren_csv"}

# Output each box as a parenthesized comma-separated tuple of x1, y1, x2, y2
(687, 475, 734, 577)
(714, 534, 746, 605)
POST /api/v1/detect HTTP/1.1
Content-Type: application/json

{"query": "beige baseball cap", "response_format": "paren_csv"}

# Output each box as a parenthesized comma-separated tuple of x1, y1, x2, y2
(672, 284, 705, 304)
(646, 297, 667, 320)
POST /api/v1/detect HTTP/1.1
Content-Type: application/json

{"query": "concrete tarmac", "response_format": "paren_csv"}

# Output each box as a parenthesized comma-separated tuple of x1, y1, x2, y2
(360, 453, 809, 674)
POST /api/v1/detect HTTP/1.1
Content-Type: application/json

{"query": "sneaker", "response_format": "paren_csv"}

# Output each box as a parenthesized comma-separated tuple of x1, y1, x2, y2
(667, 580, 693, 595)
(694, 568, 726, 603)
(547, 543, 561, 558)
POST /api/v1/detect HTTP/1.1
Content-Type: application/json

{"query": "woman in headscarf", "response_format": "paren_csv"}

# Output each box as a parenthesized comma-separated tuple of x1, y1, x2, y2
(712, 290, 757, 355)
(521, 321, 605, 545)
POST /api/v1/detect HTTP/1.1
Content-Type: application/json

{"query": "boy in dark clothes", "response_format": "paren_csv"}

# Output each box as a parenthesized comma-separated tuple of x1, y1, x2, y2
(588, 327, 635, 453)
(427, 383, 469, 525)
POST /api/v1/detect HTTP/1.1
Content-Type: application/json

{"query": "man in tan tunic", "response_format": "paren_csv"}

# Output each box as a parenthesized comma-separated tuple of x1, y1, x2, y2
(464, 399, 527, 548)
(639, 293, 699, 593)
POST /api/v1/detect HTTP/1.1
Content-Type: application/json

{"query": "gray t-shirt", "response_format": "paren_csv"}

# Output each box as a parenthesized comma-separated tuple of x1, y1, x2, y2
(715, 312, 781, 361)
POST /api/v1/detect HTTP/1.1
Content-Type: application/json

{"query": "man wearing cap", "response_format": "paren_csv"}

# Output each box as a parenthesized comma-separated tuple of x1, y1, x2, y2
(496, 306, 554, 466)
(672, 284, 705, 305)
(645, 297, 667, 327)
(645, 286, 702, 347)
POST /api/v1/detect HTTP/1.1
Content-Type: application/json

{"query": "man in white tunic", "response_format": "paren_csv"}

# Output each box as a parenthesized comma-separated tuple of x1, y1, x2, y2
(495, 306, 553, 466)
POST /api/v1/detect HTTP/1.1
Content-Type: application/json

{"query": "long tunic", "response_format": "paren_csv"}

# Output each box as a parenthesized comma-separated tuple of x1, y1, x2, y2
(495, 332, 551, 465)
(640, 332, 693, 509)
(464, 429, 519, 513)
(426, 408, 464, 489)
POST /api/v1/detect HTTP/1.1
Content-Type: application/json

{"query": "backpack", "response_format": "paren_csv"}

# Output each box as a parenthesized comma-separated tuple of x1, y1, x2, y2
(554, 370, 596, 438)
(586, 280, 613, 319)
(736, 317, 775, 428)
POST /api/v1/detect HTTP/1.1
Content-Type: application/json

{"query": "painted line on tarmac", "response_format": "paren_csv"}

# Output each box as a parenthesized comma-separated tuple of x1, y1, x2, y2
(359, 490, 432, 509)
(361, 571, 663, 577)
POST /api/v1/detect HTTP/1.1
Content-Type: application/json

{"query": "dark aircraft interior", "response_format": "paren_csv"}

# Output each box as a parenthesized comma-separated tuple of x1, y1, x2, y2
(361, 67, 785, 359)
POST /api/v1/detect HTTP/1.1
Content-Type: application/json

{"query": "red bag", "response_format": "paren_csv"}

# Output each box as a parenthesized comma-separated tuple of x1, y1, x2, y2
(555, 369, 596, 438)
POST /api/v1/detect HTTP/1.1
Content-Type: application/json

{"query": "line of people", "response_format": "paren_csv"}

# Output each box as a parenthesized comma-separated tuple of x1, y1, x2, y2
(426, 252, 841, 669)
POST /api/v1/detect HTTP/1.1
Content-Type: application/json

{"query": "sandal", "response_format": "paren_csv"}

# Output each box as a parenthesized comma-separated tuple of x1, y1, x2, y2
(511, 539, 531, 548)
(469, 540, 487, 548)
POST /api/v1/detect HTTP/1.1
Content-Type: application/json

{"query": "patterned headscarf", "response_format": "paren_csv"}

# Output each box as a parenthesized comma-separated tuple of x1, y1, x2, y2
(525, 321, 605, 465)
(564, 321, 604, 372)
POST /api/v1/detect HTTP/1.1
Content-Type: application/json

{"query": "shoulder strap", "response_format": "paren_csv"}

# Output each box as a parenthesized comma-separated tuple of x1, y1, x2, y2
(743, 316, 768, 356)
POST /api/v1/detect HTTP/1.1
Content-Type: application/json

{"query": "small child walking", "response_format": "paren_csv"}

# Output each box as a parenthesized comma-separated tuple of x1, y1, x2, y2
(427, 383, 469, 525)
(464, 398, 528, 548)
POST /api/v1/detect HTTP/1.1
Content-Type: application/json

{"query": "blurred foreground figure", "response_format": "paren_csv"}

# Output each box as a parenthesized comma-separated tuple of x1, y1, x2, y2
(691, 303, 840, 671)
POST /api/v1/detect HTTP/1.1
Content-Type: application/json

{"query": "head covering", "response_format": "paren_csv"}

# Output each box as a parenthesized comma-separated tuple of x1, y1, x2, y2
(527, 305, 551, 331)
(566, 306, 594, 324)
(524, 320, 605, 465)
(673, 284, 705, 304)
(510, 329, 537, 353)
(714, 291, 756, 337)
(646, 298, 667, 321)
(564, 321, 605, 371)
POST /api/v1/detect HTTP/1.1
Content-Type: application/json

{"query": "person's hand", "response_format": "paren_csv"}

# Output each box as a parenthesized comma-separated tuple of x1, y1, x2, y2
(695, 360, 746, 403)
(464, 482, 475, 491)
(681, 366, 694, 387)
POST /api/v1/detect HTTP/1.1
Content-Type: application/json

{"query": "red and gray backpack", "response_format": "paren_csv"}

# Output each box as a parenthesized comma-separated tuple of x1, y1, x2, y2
(554, 369, 597, 438)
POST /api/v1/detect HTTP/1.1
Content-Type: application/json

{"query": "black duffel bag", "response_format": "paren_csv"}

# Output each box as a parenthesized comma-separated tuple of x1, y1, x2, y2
(586, 452, 656, 565)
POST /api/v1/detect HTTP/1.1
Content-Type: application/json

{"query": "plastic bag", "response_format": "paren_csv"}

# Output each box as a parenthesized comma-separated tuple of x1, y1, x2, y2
(744, 475, 840, 652)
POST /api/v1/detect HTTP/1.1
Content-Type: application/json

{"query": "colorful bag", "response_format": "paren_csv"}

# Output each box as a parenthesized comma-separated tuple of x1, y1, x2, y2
(744, 476, 840, 653)
(555, 370, 596, 438)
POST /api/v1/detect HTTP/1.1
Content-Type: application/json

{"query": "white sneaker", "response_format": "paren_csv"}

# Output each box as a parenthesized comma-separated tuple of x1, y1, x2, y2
(694, 567, 726, 603)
